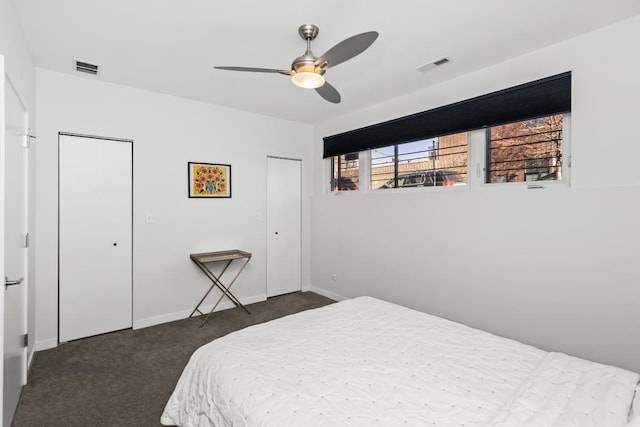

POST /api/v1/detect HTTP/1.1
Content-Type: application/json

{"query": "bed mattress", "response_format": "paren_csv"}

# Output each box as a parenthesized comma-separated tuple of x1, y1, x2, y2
(161, 296, 639, 426)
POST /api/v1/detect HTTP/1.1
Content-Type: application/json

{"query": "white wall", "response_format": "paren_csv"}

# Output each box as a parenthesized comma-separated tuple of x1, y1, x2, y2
(35, 69, 313, 348)
(0, 0, 37, 394)
(311, 15, 640, 373)
(0, 0, 35, 108)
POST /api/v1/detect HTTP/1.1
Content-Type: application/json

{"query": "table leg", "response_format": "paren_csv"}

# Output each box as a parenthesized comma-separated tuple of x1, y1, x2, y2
(188, 259, 232, 318)
(190, 257, 252, 327)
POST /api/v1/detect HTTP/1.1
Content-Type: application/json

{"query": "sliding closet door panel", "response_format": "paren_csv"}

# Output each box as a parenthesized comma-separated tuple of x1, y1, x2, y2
(59, 135, 132, 342)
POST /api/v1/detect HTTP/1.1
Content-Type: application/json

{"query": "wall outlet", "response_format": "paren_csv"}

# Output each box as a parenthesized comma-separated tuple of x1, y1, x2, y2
(330, 274, 337, 281)
(145, 214, 154, 224)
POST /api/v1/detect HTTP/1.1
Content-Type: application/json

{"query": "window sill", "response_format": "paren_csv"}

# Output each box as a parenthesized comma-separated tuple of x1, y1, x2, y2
(477, 180, 570, 191)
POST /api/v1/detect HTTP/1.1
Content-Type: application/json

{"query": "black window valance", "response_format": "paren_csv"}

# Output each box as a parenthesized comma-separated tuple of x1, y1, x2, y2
(323, 72, 571, 158)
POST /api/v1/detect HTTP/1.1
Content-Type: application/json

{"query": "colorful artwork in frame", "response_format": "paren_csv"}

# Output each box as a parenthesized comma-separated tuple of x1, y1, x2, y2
(188, 162, 232, 198)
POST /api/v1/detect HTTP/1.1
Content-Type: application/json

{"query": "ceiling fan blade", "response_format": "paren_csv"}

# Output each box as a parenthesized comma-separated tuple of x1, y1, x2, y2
(315, 31, 378, 70)
(316, 81, 341, 104)
(214, 66, 292, 76)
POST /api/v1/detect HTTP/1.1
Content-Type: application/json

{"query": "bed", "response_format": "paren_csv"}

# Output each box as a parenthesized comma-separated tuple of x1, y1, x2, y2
(161, 296, 640, 426)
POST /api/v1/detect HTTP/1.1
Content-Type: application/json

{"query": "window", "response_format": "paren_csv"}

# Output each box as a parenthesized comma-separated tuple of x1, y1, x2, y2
(323, 73, 571, 192)
(331, 153, 359, 191)
(487, 114, 563, 183)
(371, 133, 468, 189)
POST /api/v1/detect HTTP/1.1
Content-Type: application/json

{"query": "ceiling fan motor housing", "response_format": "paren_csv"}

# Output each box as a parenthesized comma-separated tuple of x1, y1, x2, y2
(292, 53, 325, 75)
(292, 24, 326, 75)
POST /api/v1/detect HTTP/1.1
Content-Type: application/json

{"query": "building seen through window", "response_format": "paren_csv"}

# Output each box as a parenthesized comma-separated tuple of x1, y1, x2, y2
(487, 114, 563, 183)
(331, 153, 359, 191)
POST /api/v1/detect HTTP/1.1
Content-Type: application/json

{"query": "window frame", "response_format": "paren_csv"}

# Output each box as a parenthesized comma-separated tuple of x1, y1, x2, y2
(326, 113, 570, 193)
(369, 134, 469, 191)
(481, 113, 571, 188)
(330, 152, 360, 192)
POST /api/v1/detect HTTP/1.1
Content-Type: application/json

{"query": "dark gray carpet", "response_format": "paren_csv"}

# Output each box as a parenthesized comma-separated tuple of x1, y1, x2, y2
(12, 291, 334, 427)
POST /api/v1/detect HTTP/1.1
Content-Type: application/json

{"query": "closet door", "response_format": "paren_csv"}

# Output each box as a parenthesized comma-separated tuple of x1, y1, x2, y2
(266, 156, 301, 297)
(59, 134, 132, 342)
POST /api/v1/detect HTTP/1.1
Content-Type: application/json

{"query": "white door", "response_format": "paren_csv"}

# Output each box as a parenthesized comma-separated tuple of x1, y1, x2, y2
(59, 134, 132, 342)
(266, 157, 301, 297)
(2, 67, 29, 426)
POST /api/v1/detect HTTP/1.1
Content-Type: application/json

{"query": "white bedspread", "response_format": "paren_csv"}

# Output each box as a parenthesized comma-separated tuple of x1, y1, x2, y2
(161, 297, 639, 426)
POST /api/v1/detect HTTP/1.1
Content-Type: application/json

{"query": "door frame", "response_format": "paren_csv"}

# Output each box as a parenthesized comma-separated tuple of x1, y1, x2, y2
(0, 53, 6, 427)
(5, 74, 29, 375)
(2, 59, 32, 425)
(57, 132, 134, 343)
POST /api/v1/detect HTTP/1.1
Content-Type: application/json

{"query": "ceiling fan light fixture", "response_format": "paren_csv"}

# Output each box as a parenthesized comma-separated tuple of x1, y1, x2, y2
(214, 24, 378, 103)
(291, 71, 325, 89)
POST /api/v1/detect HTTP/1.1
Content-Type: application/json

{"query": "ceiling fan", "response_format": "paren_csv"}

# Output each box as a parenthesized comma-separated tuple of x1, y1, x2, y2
(214, 24, 378, 104)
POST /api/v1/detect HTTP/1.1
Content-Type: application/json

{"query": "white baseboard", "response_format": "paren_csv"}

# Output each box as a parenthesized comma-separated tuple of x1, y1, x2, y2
(132, 293, 266, 330)
(35, 337, 58, 352)
(34, 295, 267, 348)
(27, 347, 35, 369)
(309, 286, 348, 302)
(35, 291, 333, 350)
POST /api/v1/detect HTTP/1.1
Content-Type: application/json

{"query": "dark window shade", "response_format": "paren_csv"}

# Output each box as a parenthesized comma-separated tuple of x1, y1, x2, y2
(323, 72, 571, 158)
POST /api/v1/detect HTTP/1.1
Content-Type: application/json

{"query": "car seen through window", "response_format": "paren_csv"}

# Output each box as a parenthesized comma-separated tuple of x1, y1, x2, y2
(378, 169, 466, 189)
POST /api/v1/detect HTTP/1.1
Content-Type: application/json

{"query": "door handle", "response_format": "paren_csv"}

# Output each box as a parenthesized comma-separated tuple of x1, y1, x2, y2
(5, 277, 24, 287)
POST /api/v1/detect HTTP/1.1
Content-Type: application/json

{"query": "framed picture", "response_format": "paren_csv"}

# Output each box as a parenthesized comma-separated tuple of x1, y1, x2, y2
(188, 162, 232, 198)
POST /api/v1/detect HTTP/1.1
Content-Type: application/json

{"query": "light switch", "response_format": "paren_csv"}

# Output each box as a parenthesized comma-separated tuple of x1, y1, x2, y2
(145, 214, 154, 224)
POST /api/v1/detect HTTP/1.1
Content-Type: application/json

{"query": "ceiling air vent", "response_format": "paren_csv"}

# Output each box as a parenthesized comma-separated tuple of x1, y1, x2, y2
(75, 61, 99, 75)
(416, 57, 451, 73)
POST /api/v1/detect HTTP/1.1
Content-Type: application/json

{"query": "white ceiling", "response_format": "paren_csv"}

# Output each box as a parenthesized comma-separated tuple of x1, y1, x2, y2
(13, 0, 640, 124)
